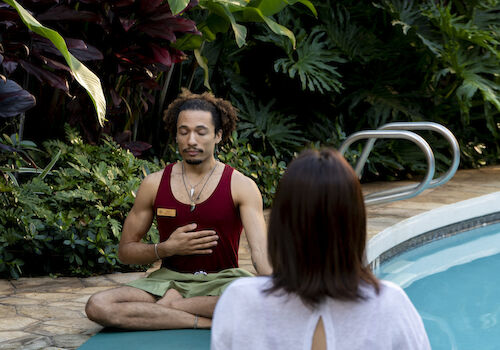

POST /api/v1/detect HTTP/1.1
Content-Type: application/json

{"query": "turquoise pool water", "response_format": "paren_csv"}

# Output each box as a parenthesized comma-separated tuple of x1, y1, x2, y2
(377, 222, 500, 350)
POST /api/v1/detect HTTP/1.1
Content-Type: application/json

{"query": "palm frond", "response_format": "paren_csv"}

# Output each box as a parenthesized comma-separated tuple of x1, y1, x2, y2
(324, 4, 383, 63)
(273, 28, 345, 93)
(234, 95, 307, 156)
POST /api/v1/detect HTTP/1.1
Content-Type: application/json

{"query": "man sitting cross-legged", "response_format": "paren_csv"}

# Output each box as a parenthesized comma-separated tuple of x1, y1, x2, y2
(85, 90, 272, 330)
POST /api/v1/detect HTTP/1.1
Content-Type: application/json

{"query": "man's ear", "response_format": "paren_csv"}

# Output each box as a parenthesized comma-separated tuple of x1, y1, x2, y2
(215, 129, 222, 144)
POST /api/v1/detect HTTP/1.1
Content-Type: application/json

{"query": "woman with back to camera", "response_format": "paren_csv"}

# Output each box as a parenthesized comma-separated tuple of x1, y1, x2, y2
(211, 148, 430, 350)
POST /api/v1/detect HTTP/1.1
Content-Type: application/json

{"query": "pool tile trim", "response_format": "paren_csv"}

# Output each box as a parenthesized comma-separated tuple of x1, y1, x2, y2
(367, 191, 500, 264)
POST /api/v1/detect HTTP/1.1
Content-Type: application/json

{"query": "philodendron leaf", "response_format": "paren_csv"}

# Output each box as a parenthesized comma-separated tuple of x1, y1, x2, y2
(168, 0, 191, 15)
(3, 0, 106, 126)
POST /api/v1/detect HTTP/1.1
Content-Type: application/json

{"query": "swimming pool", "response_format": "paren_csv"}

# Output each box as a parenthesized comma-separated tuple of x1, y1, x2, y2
(377, 222, 500, 350)
(368, 192, 500, 350)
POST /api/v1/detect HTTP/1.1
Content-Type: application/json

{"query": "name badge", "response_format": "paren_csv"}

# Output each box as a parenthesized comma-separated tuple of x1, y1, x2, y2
(157, 208, 176, 217)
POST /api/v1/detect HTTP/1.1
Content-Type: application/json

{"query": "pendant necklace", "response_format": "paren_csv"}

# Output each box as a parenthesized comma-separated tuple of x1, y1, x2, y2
(182, 161, 218, 211)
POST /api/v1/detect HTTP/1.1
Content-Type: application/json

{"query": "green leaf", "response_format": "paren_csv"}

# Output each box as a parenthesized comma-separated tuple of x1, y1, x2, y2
(259, 11, 296, 49)
(287, 0, 317, 17)
(251, 0, 316, 17)
(194, 49, 211, 90)
(167, 0, 191, 15)
(273, 28, 344, 93)
(3, 0, 106, 126)
(171, 33, 204, 50)
(221, 4, 248, 47)
(39, 150, 61, 179)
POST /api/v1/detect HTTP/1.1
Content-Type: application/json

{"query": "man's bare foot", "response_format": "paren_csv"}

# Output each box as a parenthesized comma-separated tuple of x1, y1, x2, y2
(157, 288, 183, 307)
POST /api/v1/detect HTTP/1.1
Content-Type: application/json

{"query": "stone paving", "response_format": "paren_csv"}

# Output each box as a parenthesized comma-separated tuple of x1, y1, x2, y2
(1, 165, 499, 349)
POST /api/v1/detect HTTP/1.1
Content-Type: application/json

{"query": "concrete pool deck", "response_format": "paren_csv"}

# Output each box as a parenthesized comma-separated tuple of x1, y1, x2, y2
(1, 165, 499, 349)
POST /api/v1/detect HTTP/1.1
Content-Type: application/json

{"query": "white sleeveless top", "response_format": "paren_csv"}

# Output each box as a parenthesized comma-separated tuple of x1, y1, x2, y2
(211, 277, 430, 350)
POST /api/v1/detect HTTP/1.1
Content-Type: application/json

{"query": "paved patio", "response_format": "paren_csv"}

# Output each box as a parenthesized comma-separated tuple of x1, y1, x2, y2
(1, 165, 499, 349)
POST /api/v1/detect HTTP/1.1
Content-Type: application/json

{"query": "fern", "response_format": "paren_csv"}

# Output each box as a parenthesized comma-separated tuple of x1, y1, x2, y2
(234, 95, 307, 156)
(324, 4, 383, 63)
(273, 28, 345, 93)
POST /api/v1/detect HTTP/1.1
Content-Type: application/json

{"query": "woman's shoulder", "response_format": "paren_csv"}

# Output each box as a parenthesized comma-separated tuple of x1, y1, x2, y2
(356, 279, 414, 311)
(378, 280, 410, 300)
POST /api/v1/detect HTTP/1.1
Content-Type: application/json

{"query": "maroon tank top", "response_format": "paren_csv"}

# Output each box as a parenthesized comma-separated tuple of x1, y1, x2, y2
(153, 163, 242, 273)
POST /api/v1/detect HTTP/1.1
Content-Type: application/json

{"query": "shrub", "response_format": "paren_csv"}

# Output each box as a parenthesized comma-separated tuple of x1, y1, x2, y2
(0, 128, 161, 278)
(218, 131, 287, 208)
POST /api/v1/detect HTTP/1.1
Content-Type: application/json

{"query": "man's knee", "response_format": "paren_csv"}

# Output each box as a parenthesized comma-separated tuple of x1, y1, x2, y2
(85, 291, 111, 324)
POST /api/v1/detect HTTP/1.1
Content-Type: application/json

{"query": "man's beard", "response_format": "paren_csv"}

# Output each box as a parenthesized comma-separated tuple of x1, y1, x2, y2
(185, 159, 203, 165)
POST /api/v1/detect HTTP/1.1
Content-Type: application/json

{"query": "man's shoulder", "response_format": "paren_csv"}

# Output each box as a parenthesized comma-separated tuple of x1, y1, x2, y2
(143, 169, 165, 185)
(228, 166, 256, 188)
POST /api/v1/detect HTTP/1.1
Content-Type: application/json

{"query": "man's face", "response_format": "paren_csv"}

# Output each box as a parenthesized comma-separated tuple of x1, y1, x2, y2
(176, 109, 222, 165)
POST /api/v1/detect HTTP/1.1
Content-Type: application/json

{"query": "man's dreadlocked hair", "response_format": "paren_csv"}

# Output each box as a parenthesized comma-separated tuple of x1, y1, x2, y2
(163, 89, 238, 144)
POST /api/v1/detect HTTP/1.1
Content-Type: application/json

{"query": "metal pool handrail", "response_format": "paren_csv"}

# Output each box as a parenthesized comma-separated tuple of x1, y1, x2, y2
(339, 130, 435, 206)
(355, 122, 460, 192)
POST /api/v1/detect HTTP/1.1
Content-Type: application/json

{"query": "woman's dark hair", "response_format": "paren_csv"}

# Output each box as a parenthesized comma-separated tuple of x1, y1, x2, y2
(267, 148, 379, 307)
(163, 89, 238, 144)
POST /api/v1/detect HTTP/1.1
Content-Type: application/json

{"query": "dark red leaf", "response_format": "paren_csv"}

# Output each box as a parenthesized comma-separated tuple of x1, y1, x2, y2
(37, 5, 101, 22)
(139, 16, 199, 42)
(169, 47, 187, 64)
(2, 59, 18, 75)
(0, 78, 36, 118)
(64, 38, 88, 50)
(123, 141, 152, 156)
(32, 36, 103, 61)
(0, 8, 20, 22)
(119, 17, 136, 31)
(139, 0, 163, 14)
(115, 51, 142, 65)
(19, 59, 69, 92)
(34, 53, 71, 72)
(115, 130, 131, 144)
(138, 22, 176, 42)
(111, 0, 135, 8)
(32, 36, 62, 56)
(67, 41, 104, 61)
(150, 43, 172, 67)
(131, 75, 160, 90)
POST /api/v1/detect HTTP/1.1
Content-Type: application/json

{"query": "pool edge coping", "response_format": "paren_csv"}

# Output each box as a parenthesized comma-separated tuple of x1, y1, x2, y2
(366, 191, 500, 264)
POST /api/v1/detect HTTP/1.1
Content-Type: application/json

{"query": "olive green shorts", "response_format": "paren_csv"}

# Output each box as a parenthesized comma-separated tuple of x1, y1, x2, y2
(127, 267, 254, 299)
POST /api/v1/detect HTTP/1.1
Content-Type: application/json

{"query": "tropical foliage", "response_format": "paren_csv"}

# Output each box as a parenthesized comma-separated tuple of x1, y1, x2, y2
(1, 0, 500, 278)
(0, 127, 162, 278)
(205, 0, 500, 176)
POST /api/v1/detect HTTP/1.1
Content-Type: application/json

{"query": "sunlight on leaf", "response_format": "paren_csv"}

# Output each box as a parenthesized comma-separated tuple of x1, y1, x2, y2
(4, 0, 106, 126)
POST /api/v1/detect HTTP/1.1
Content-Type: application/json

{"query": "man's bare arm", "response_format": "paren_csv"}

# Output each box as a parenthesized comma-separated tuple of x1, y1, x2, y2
(118, 172, 218, 265)
(232, 172, 272, 275)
